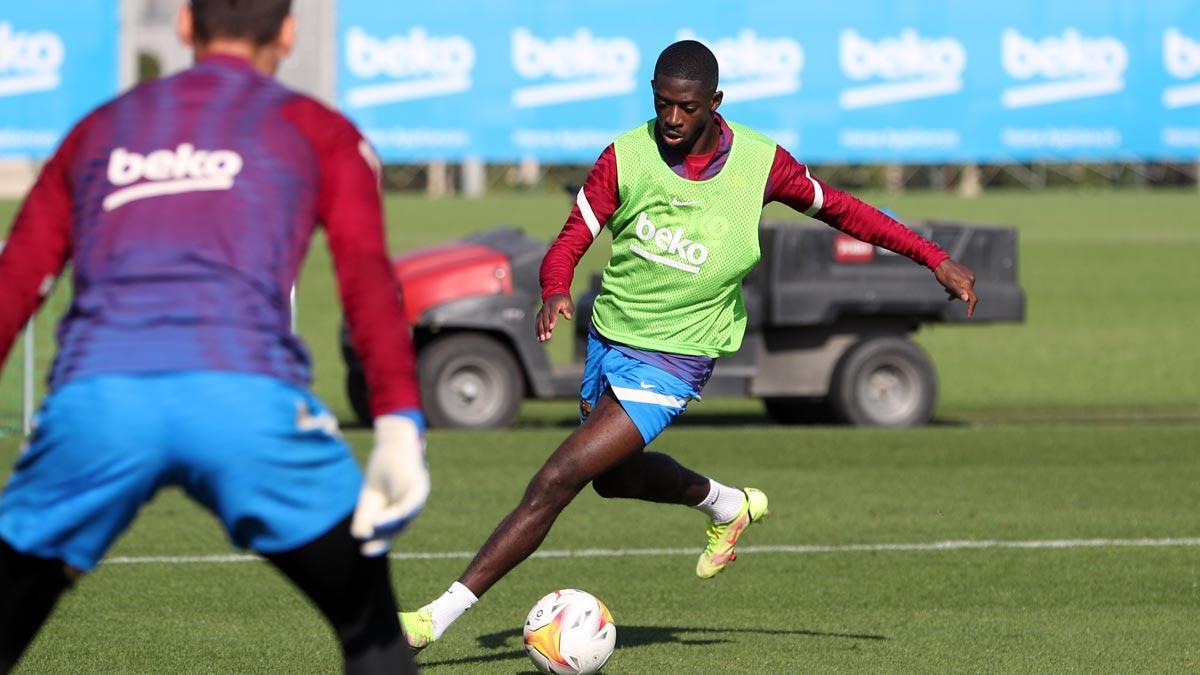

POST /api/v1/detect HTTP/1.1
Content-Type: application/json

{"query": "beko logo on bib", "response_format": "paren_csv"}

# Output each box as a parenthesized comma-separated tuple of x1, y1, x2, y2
(629, 212, 709, 274)
(343, 26, 475, 108)
(676, 28, 803, 101)
(0, 22, 65, 98)
(511, 28, 639, 108)
(1001, 29, 1127, 109)
(1163, 28, 1200, 109)
(838, 29, 965, 109)
(104, 144, 243, 212)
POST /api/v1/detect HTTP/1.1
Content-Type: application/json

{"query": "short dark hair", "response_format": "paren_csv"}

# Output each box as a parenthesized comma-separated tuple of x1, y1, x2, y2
(654, 40, 719, 92)
(190, 0, 292, 46)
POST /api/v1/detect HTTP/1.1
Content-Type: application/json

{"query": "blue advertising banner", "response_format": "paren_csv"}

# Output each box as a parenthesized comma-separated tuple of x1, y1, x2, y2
(0, 2, 120, 159)
(338, 0, 1200, 164)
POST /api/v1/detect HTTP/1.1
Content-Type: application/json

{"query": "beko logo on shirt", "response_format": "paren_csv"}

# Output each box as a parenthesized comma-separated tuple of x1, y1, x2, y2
(104, 144, 244, 212)
(838, 29, 966, 109)
(511, 27, 639, 107)
(630, 212, 709, 274)
(1164, 27, 1200, 109)
(0, 22, 65, 98)
(676, 28, 803, 102)
(343, 26, 475, 108)
(1001, 28, 1127, 109)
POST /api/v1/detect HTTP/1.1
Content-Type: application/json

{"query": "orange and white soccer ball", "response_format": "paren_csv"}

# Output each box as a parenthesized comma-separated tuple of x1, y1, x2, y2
(523, 589, 616, 674)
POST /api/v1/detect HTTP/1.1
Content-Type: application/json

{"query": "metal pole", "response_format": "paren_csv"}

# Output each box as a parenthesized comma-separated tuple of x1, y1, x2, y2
(291, 285, 298, 334)
(462, 157, 486, 199)
(119, 0, 142, 90)
(23, 319, 34, 436)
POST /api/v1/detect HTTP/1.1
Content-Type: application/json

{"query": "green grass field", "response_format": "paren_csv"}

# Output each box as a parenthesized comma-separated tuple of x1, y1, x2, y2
(2, 190, 1199, 672)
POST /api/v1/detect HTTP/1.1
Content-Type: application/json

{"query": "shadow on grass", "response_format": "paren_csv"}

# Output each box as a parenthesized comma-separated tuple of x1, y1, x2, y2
(419, 624, 888, 670)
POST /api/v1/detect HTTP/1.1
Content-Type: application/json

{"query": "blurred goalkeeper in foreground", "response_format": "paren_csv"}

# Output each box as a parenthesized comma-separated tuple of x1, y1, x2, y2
(0, 2, 426, 673)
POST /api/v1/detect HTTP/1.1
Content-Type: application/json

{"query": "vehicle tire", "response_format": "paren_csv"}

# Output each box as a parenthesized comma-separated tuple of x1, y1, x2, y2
(419, 333, 525, 429)
(828, 336, 937, 427)
(346, 366, 372, 428)
(762, 397, 832, 425)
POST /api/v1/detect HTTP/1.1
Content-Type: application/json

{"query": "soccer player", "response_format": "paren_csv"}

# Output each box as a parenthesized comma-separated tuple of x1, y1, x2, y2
(399, 40, 979, 651)
(0, 2, 427, 673)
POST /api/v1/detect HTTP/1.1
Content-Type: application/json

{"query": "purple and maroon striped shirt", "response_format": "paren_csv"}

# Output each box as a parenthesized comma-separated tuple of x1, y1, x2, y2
(0, 55, 419, 415)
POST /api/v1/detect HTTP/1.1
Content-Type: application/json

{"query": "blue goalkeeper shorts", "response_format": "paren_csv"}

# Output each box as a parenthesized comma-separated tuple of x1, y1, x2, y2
(0, 372, 361, 571)
(579, 331, 701, 445)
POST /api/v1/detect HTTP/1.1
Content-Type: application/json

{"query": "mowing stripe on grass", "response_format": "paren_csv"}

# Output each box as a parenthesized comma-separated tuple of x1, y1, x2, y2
(102, 537, 1200, 565)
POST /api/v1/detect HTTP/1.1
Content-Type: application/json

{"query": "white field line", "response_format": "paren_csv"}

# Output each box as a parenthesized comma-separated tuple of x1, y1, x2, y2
(102, 537, 1200, 566)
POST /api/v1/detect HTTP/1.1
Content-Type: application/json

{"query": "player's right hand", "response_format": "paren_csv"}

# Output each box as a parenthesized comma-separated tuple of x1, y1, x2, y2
(351, 413, 430, 557)
(536, 293, 575, 342)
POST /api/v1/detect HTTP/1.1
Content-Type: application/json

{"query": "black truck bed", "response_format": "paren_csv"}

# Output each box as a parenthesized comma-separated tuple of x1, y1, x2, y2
(750, 220, 1025, 327)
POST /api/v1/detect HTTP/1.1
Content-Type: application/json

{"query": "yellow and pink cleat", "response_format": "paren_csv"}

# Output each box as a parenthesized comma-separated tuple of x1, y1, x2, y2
(399, 607, 436, 652)
(696, 488, 769, 579)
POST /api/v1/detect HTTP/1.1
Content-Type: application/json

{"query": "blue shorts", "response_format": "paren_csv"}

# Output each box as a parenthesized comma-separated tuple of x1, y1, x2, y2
(580, 332, 700, 445)
(0, 372, 361, 571)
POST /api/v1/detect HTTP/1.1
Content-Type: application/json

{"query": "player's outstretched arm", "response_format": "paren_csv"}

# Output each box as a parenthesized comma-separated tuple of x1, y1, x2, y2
(765, 145, 978, 317)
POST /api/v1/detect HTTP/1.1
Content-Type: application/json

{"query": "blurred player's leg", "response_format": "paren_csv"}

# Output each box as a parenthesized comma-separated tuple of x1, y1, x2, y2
(265, 516, 416, 675)
(164, 373, 412, 672)
(0, 376, 172, 672)
(0, 541, 73, 674)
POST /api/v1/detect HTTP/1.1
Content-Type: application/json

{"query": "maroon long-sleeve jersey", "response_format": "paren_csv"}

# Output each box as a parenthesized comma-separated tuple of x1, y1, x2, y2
(540, 114, 949, 301)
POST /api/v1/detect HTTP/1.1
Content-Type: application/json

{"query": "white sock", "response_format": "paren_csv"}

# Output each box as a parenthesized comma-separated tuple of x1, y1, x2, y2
(426, 581, 479, 640)
(693, 479, 746, 524)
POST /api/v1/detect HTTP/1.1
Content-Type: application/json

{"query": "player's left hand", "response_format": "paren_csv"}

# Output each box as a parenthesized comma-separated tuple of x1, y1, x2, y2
(933, 258, 978, 318)
(351, 413, 430, 557)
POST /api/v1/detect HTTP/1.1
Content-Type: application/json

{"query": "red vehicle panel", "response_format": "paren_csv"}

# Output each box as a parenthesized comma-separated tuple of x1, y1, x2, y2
(392, 243, 512, 322)
(833, 233, 875, 263)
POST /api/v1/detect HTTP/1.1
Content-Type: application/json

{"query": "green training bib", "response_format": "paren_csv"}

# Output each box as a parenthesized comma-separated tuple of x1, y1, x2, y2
(591, 120, 776, 357)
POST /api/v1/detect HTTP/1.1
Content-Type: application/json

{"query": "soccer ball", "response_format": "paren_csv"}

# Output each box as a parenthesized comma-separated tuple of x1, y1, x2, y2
(523, 589, 616, 674)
